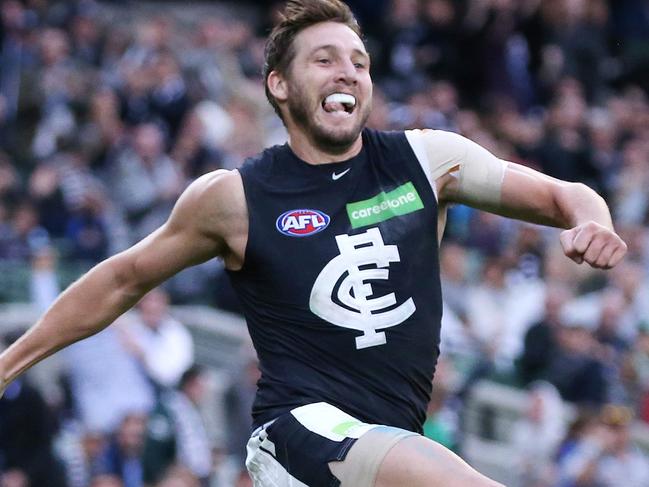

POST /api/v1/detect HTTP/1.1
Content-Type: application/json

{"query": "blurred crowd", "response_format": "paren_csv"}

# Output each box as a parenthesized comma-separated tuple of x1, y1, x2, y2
(1, 277, 257, 487)
(1, 0, 649, 486)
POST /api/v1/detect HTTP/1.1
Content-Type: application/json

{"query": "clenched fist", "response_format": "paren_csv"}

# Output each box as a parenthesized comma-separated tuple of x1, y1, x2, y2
(560, 221, 627, 269)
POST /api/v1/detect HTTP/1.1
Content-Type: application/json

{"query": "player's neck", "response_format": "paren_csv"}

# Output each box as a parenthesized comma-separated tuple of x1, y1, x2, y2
(287, 130, 363, 165)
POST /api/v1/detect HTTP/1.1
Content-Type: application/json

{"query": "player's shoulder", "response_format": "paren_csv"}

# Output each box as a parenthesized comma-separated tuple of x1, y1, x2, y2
(405, 128, 469, 153)
(178, 169, 246, 224)
(185, 168, 242, 201)
(194, 168, 242, 191)
(164, 168, 248, 255)
(403, 128, 472, 180)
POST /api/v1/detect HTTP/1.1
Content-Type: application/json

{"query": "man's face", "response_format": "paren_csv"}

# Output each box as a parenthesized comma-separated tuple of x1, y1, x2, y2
(279, 21, 372, 153)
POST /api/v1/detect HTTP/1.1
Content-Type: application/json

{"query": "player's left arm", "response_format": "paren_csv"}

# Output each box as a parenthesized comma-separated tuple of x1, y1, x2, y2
(434, 133, 627, 269)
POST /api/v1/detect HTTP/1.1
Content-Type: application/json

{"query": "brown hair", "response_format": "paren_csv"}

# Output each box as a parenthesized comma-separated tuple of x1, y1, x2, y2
(263, 0, 363, 121)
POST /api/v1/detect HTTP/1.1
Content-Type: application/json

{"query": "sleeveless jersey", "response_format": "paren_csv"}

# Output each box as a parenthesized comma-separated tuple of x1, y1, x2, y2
(227, 128, 442, 433)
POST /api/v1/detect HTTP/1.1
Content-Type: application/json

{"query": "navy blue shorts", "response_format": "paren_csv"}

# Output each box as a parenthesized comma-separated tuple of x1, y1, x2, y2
(245, 402, 380, 487)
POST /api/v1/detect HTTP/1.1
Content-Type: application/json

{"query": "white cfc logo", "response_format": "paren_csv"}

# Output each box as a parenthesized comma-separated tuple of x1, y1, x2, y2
(309, 227, 416, 349)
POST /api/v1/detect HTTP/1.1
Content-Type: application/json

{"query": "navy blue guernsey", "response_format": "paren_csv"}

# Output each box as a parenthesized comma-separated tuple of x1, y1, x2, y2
(227, 129, 442, 433)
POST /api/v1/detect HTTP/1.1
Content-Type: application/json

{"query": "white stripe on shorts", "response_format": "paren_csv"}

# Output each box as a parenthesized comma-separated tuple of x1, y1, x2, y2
(246, 424, 309, 487)
(290, 402, 378, 442)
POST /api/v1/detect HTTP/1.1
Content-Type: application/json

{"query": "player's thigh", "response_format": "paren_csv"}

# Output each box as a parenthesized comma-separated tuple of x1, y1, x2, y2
(375, 434, 504, 487)
(328, 426, 415, 487)
(330, 426, 503, 487)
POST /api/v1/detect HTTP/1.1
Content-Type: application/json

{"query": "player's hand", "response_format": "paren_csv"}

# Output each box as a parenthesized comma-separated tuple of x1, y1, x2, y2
(560, 221, 627, 269)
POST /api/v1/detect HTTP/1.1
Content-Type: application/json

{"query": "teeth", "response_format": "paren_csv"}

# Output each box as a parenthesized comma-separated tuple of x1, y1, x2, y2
(324, 93, 356, 107)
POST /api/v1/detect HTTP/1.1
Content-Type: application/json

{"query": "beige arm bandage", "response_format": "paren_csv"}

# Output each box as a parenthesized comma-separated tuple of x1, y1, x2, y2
(405, 129, 507, 206)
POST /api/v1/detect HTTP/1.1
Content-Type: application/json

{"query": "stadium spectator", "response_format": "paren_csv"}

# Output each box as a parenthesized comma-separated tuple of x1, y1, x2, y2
(93, 413, 147, 487)
(29, 244, 60, 312)
(142, 365, 212, 486)
(118, 288, 194, 392)
(149, 50, 190, 141)
(0, 154, 21, 206)
(0, 331, 68, 487)
(64, 193, 111, 264)
(622, 321, 649, 423)
(511, 381, 565, 487)
(545, 318, 607, 406)
(517, 283, 572, 385)
(165, 366, 212, 487)
(56, 424, 106, 487)
(61, 322, 155, 433)
(608, 259, 649, 339)
(374, 0, 431, 101)
(0, 201, 50, 262)
(106, 123, 184, 241)
(555, 409, 601, 465)
(465, 256, 544, 372)
(556, 404, 649, 487)
(27, 162, 70, 240)
(438, 241, 470, 319)
(223, 351, 260, 476)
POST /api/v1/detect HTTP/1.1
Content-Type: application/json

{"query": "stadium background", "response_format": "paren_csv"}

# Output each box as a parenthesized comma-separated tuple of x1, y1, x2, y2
(1, 0, 649, 486)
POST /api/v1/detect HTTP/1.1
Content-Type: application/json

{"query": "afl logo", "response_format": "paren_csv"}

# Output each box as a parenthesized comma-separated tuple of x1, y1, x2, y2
(276, 209, 330, 237)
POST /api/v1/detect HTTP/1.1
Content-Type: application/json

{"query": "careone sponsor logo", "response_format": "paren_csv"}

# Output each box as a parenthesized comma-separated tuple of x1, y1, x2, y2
(276, 209, 331, 237)
(346, 182, 424, 229)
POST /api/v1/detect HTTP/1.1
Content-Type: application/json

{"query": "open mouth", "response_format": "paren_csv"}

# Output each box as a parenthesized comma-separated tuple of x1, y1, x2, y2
(322, 93, 356, 115)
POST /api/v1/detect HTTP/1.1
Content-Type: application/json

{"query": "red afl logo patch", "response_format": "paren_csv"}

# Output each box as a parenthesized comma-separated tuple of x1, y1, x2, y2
(276, 209, 330, 237)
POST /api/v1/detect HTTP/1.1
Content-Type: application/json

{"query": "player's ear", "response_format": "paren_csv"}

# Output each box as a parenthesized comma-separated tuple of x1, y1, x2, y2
(267, 70, 288, 103)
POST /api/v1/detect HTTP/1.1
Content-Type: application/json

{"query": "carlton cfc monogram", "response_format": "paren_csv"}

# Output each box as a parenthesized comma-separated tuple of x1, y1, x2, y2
(309, 227, 417, 349)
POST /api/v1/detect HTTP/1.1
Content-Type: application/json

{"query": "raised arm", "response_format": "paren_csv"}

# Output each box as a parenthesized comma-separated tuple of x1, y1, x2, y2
(414, 130, 627, 269)
(0, 169, 243, 395)
(487, 163, 625, 268)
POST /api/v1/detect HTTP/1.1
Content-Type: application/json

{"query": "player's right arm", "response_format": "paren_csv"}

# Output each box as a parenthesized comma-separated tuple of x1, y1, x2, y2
(407, 129, 626, 269)
(0, 169, 241, 396)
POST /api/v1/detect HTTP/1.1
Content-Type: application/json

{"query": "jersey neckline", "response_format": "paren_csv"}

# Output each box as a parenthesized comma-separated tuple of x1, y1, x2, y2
(280, 130, 369, 174)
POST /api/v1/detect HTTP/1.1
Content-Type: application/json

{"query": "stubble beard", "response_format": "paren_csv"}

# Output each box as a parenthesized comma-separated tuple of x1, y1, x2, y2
(286, 81, 371, 155)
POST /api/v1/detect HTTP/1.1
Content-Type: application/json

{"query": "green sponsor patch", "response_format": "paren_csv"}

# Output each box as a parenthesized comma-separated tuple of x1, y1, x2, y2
(332, 420, 363, 436)
(346, 182, 424, 229)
